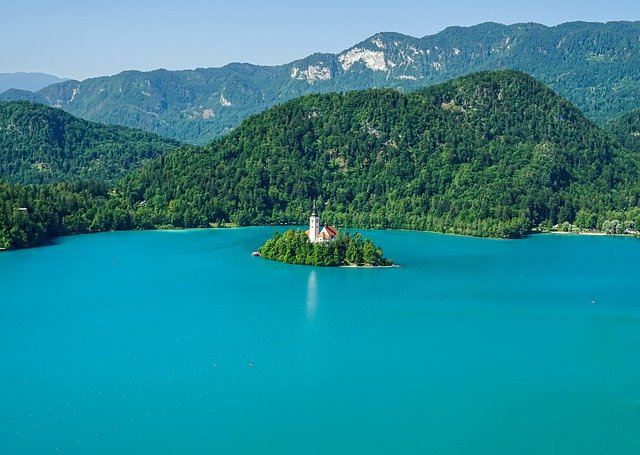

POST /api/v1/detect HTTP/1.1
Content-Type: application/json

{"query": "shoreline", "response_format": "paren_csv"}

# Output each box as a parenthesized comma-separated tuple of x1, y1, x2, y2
(340, 264, 399, 269)
(4, 224, 638, 253)
(541, 230, 607, 236)
(539, 229, 638, 238)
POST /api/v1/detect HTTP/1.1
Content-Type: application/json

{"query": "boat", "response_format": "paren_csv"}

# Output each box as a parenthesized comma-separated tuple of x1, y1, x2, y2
(251, 251, 261, 257)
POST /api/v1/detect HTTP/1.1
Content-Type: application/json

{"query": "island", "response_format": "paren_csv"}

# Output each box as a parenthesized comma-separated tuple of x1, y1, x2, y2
(258, 202, 393, 267)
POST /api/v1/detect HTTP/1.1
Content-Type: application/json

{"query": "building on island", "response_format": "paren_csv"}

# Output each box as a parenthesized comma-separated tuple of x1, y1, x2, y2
(306, 200, 338, 243)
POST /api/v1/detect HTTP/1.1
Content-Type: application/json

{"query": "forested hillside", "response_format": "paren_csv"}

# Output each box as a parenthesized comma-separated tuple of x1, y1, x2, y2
(0, 180, 128, 250)
(124, 70, 640, 237)
(0, 101, 179, 184)
(0, 89, 47, 104)
(606, 110, 640, 154)
(6, 21, 640, 144)
(3, 70, 640, 250)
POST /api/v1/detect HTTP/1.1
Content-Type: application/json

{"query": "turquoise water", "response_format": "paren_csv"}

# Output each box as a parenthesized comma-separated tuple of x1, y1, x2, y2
(1, 227, 639, 454)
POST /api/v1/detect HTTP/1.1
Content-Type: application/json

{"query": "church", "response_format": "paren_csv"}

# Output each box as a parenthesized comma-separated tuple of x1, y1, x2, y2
(306, 200, 338, 243)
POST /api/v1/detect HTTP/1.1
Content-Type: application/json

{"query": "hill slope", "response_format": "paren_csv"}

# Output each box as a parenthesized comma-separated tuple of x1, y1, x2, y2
(0, 101, 180, 184)
(122, 70, 640, 237)
(3, 71, 640, 250)
(13, 21, 640, 144)
(606, 110, 640, 154)
(0, 88, 48, 104)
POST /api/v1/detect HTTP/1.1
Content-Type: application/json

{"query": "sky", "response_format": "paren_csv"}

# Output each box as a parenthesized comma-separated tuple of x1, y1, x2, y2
(2, 0, 640, 81)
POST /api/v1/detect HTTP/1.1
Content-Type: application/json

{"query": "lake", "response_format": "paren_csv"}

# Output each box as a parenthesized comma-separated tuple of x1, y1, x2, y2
(1, 227, 639, 454)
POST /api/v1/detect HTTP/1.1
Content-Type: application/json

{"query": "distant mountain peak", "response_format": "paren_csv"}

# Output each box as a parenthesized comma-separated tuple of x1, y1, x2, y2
(0, 72, 68, 93)
(12, 21, 640, 145)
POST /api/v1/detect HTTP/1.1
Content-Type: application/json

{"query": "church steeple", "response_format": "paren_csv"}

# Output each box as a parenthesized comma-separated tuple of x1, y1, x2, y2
(308, 199, 320, 243)
(307, 199, 338, 243)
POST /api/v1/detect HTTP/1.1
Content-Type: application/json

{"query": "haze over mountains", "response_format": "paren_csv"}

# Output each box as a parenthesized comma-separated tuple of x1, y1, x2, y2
(2, 21, 640, 145)
(0, 72, 67, 93)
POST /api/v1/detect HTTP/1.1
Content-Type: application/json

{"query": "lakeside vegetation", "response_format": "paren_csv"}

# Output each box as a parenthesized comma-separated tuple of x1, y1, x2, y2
(259, 229, 393, 267)
(121, 71, 640, 238)
(3, 70, 640, 251)
(0, 180, 133, 250)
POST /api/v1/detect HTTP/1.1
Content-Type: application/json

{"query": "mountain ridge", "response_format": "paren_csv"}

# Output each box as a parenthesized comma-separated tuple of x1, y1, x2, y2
(4, 21, 640, 144)
(0, 72, 68, 93)
(123, 70, 640, 236)
(3, 70, 640, 249)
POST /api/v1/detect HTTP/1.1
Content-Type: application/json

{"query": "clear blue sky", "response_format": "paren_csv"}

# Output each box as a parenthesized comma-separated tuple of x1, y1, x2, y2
(2, 0, 640, 80)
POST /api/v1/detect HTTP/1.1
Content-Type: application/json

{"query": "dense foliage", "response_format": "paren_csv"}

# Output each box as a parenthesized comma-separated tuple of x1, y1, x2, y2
(0, 101, 179, 184)
(4, 70, 640, 251)
(0, 179, 131, 250)
(122, 70, 640, 238)
(6, 21, 640, 143)
(259, 229, 392, 266)
(606, 110, 640, 154)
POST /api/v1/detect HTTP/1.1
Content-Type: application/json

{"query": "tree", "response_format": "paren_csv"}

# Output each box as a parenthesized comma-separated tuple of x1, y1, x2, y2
(362, 239, 378, 265)
(345, 239, 359, 265)
(258, 229, 391, 267)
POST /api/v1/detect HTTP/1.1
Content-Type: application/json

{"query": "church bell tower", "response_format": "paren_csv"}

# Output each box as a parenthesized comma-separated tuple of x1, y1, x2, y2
(308, 200, 319, 243)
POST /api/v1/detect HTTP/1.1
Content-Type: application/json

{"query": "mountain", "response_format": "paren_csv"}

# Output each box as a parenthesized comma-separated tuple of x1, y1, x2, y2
(3, 70, 640, 250)
(123, 70, 640, 236)
(0, 88, 47, 104)
(0, 72, 67, 93)
(605, 110, 640, 154)
(15, 21, 640, 145)
(0, 101, 180, 185)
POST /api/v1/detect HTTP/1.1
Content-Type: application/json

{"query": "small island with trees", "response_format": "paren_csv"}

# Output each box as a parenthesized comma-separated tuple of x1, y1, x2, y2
(258, 202, 393, 267)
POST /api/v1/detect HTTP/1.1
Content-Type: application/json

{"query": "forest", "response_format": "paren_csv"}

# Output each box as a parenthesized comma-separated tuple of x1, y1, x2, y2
(0, 101, 178, 185)
(119, 71, 640, 237)
(259, 229, 392, 267)
(605, 109, 640, 155)
(3, 70, 640, 251)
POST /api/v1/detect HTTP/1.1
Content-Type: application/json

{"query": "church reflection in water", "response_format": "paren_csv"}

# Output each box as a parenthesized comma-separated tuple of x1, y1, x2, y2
(306, 270, 317, 321)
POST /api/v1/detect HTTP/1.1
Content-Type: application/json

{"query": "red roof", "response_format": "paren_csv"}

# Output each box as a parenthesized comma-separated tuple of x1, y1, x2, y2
(319, 225, 338, 238)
